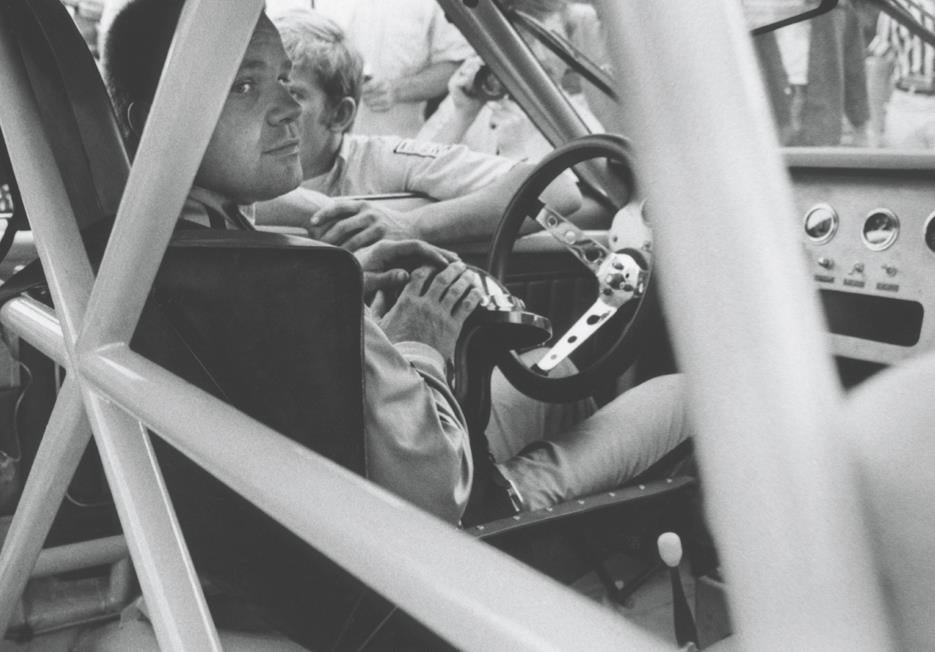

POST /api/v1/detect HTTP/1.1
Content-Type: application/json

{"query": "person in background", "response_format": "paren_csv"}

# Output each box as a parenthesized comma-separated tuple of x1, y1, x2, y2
(869, 0, 935, 148)
(255, 7, 587, 249)
(774, 0, 870, 147)
(308, 0, 472, 137)
(560, 0, 619, 132)
(417, 0, 602, 161)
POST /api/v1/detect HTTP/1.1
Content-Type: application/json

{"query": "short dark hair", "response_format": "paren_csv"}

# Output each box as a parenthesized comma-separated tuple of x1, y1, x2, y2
(101, 0, 185, 153)
(272, 8, 363, 106)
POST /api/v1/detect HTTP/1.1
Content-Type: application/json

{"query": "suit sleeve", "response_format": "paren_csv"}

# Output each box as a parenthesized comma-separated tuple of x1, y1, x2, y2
(361, 313, 473, 523)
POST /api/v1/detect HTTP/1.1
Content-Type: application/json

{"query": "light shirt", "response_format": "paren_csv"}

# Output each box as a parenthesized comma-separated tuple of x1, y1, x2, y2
(313, 0, 473, 137)
(303, 134, 518, 199)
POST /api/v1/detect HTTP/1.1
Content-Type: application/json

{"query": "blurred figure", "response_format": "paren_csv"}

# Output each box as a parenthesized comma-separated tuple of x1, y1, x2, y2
(754, 31, 794, 137)
(309, 0, 472, 137)
(869, 0, 935, 148)
(560, 0, 619, 131)
(417, 0, 602, 161)
(774, 0, 870, 146)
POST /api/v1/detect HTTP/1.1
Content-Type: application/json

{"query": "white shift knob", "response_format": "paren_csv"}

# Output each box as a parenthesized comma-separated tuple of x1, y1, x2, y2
(657, 531, 683, 568)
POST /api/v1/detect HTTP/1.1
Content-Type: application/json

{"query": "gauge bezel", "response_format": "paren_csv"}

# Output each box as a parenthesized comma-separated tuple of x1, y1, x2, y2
(924, 210, 935, 256)
(861, 208, 900, 252)
(802, 203, 839, 245)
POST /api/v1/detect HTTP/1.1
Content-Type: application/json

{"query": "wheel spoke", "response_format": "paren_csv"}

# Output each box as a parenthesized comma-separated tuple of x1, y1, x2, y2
(532, 296, 618, 373)
(534, 206, 612, 274)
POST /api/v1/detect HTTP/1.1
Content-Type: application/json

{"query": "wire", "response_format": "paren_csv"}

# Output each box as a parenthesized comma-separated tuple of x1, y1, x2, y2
(1, 360, 31, 463)
(357, 606, 399, 652)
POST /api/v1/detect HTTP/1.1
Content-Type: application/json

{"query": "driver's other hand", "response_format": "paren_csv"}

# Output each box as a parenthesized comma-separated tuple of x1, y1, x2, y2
(356, 239, 460, 299)
(379, 262, 484, 362)
(310, 199, 419, 251)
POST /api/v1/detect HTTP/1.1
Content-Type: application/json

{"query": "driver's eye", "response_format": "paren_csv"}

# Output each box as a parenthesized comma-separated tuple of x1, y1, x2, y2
(231, 79, 255, 95)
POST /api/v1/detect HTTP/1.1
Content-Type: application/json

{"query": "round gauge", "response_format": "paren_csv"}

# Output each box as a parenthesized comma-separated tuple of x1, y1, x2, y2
(926, 211, 935, 254)
(862, 209, 899, 251)
(803, 203, 838, 244)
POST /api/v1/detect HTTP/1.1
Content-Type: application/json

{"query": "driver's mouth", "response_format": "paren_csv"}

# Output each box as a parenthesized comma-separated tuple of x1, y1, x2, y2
(264, 139, 300, 156)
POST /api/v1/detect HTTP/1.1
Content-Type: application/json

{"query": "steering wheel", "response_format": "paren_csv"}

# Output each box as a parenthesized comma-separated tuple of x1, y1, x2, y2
(487, 133, 655, 403)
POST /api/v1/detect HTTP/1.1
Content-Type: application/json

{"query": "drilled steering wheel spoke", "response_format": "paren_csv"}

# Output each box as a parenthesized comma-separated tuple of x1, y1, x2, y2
(532, 296, 619, 373)
(535, 206, 647, 310)
(530, 205, 649, 374)
(534, 206, 612, 274)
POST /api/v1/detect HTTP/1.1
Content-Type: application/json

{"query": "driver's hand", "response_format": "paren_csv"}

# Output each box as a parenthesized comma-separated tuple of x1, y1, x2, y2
(310, 199, 419, 251)
(378, 262, 483, 362)
(355, 239, 459, 299)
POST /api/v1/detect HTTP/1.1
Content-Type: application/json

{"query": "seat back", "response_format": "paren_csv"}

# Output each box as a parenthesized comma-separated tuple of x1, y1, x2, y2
(136, 230, 366, 648)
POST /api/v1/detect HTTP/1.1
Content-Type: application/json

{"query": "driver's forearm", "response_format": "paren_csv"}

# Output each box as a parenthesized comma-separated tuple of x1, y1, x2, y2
(362, 316, 471, 523)
(407, 163, 582, 245)
(392, 61, 461, 103)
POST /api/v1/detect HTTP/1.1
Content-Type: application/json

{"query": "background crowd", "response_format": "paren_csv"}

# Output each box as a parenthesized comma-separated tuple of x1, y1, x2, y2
(60, 0, 935, 153)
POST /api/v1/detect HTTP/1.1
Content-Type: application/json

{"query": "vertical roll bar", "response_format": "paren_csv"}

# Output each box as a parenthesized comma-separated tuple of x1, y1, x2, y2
(598, 1, 892, 648)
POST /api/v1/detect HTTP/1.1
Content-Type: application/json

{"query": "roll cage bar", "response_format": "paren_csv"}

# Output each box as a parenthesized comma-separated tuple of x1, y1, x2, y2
(0, 0, 903, 649)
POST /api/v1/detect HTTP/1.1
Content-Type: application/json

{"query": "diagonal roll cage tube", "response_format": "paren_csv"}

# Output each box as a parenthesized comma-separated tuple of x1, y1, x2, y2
(0, 0, 670, 650)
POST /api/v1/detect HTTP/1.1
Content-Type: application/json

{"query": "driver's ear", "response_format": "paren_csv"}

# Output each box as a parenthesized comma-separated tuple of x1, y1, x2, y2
(326, 97, 357, 134)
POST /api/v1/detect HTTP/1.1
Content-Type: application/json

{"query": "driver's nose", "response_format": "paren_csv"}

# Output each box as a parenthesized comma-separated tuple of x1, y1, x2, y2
(270, 85, 301, 126)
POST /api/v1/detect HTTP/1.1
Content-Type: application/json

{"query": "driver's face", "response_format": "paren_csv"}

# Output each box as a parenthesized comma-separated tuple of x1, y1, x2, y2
(195, 15, 303, 204)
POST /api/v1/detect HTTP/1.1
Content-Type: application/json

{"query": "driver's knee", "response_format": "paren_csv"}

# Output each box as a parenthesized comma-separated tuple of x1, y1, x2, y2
(498, 373, 690, 510)
(486, 348, 598, 461)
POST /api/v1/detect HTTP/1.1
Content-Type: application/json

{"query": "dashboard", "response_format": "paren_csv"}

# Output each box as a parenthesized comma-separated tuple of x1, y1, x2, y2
(790, 150, 935, 367)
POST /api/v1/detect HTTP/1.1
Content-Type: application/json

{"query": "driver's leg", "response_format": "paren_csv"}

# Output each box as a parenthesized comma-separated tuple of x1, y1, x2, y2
(498, 373, 689, 511)
(485, 349, 598, 461)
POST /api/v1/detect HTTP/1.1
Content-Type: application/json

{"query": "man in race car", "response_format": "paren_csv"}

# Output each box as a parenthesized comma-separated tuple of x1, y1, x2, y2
(103, 0, 689, 523)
